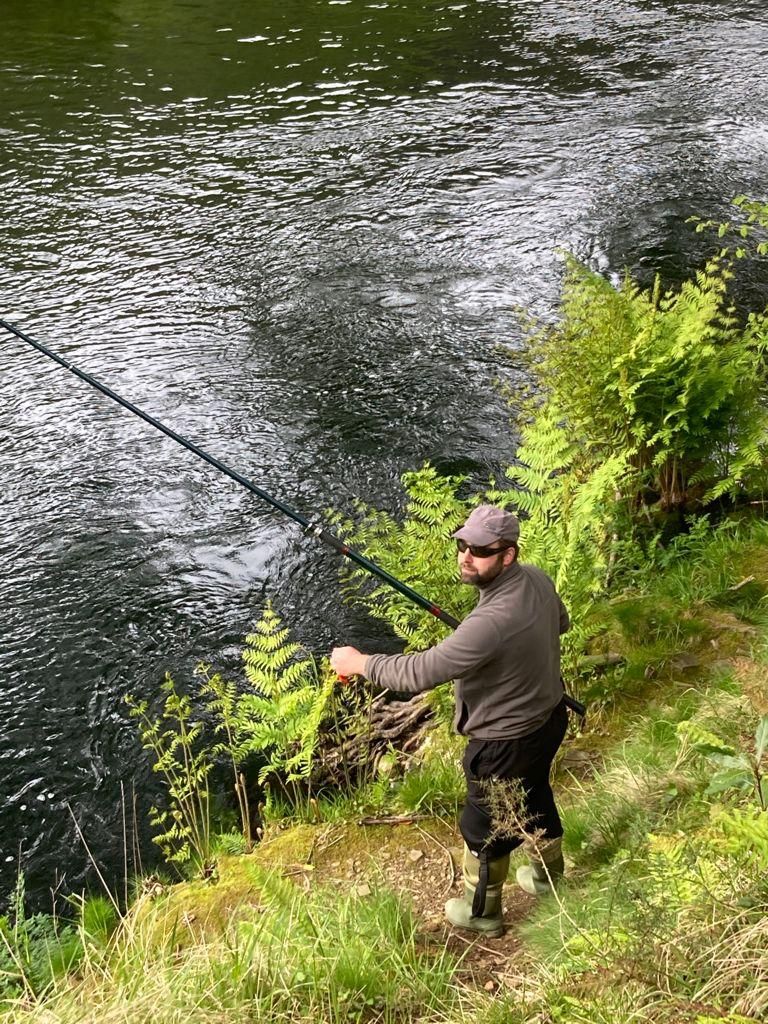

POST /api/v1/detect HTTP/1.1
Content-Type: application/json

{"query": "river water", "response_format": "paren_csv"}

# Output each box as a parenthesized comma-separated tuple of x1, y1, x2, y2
(2, 0, 767, 907)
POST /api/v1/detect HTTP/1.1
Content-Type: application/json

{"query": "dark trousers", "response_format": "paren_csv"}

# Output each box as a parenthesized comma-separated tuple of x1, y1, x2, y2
(459, 700, 568, 860)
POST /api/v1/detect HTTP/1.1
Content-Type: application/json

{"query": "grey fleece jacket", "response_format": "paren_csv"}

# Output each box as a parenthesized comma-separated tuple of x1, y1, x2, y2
(365, 561, 569, 739)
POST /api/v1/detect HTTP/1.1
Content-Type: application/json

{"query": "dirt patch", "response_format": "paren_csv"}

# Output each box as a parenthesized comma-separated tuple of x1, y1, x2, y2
(732, 656, 768, 713)
(255, 818, 535, 990)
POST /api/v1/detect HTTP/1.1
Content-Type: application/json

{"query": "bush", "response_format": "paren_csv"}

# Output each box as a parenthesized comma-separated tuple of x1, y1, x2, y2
(511, 254, 768, 511)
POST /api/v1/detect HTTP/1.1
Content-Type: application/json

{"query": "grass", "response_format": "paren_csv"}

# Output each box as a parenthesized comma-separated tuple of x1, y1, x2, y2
(5, 518, 768, 1024)
(3, 873, 462, 1024)
(513, 673, 768, 1023)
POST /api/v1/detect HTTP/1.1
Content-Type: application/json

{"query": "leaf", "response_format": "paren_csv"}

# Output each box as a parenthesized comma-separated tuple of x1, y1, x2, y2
(708, 753, 751, 770)
(676, 720, 736, 757)
(755, 715, 768, 762)
(704, 768, 754, 797)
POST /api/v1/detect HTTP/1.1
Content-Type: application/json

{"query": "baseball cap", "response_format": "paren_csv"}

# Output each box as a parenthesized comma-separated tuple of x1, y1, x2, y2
(452, 505, 520, 546)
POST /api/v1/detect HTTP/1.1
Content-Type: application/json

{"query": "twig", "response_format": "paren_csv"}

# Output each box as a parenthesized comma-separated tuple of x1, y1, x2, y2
(729, 575, 755, 591)
(358, 813, 432, 826)
(319, 832, 344, 853)
(306, 823, 335, 865)
(415, 824, 456, 894)
(449, 931, 506, 956)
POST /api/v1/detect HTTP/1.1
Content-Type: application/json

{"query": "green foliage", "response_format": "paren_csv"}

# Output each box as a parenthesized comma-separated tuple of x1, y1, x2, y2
(1, 871, 460, 1024)
(503, 407, 629, 675)
(516, 676, 768, 1022)
(196, 665, 253, 852)
(691, 194, 768, 259)
(394, 748, 464, 818)
(678, 713, 768, 808)
(75, 894, 117, 947)
(201, 603, 337, 789)
(128, 606, 346, 862)
(714, 805, 768, 867)
(513, 254, 768, 510)
(0, 876, 116, 1002)
(238, 604, 337, 784)
(126, 675, 214, 871)
(334, 464, 474, 651)
(234, 873, 458, 1022)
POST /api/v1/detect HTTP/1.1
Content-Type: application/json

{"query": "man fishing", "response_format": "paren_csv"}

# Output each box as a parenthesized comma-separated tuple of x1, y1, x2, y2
(330, 504, 570, 938)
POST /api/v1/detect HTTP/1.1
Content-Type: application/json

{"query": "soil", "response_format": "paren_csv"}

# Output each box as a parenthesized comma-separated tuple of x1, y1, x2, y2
(258, 817, 537, 993)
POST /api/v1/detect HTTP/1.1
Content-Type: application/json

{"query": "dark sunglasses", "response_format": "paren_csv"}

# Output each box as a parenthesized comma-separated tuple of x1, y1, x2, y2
(456, 538, 513, 559)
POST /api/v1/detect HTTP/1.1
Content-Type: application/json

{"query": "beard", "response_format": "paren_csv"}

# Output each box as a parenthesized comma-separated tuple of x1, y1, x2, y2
(459, 559, 506, 588)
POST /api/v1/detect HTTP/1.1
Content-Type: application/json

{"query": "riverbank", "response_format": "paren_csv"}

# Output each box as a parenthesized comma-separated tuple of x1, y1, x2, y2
(5, 0, 768, 907)
(3, 520, 767, 1023)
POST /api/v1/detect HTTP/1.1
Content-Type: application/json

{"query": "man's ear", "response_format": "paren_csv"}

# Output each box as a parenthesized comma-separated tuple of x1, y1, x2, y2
(504, 547, 517, 566)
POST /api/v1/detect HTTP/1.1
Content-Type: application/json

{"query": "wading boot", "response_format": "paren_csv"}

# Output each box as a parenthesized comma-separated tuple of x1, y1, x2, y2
(444, 845, 509, 938)
(515, 837, 564, 896)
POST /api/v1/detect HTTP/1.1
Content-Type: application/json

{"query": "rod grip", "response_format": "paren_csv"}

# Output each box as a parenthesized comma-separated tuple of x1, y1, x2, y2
(564, 693, 586, 717)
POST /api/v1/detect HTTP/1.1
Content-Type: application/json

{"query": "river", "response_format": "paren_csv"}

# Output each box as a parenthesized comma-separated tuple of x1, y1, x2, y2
(1, 0, 767, 907)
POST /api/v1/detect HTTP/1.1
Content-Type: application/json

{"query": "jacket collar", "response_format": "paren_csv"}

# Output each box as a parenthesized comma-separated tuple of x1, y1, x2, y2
(476, 559, 523, 603)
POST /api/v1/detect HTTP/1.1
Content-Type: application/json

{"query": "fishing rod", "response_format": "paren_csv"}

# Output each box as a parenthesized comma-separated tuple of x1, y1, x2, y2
(1, 317, 585, 717)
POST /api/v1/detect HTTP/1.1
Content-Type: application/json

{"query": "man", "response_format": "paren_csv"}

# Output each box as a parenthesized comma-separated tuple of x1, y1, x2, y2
(330, 504, 570, 937)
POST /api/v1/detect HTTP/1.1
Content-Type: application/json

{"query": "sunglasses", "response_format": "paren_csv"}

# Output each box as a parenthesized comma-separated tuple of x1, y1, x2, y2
(456, 539, 513, 559)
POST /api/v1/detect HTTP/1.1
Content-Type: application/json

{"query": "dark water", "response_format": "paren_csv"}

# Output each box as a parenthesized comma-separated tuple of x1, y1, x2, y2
(2, 0, 767, 907)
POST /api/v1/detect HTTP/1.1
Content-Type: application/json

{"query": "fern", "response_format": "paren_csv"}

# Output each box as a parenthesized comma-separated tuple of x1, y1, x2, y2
(678, 714, 768, 809)
(222, 603, 337, 788)
(504, 408, 629, 677)
(126, 675, 214, 870)
(713, 807, 768, 868)
(332, 464, 474, 652)
(510, 254, 768, 510)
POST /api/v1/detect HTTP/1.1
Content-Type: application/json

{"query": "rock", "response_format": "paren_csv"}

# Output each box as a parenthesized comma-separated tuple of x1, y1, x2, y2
(579, 652, 624, 671)
(355, 883, 371, 897)
(484, 980, 496, 992)
(408, 849, 425, 863)
(560, 749, 593, 768)
(670, 652, 701, 672)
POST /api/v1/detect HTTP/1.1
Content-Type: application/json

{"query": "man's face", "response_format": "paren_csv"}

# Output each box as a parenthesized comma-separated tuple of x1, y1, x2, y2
(457, 540, 516, 587)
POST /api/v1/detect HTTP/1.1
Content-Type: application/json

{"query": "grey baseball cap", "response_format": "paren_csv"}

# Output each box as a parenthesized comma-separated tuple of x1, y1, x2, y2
(452, 504, 520, 546)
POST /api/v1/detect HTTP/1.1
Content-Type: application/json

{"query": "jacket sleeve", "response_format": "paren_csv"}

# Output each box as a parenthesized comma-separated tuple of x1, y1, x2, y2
(365, 613, 502, 694)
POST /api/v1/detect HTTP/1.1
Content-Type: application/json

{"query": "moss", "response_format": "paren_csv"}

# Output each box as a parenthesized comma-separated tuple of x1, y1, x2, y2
(131, 855, 265, 946)
(251, 822, 320, 868)
(128, 815, 460, 954)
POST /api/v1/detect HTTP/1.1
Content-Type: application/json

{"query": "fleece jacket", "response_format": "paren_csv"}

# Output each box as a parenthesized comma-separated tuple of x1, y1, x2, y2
(364, 561, 570, 739)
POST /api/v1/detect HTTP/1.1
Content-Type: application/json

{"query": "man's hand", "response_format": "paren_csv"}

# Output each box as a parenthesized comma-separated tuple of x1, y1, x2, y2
(330, 646, 369, 680)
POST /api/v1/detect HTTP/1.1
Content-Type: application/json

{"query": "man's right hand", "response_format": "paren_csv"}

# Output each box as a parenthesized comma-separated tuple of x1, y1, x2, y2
(330, 646, 369, 680)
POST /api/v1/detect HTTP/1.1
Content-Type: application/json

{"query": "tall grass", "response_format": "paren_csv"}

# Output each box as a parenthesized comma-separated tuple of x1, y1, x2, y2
(3, 871, 461, 1024)
(513, 675, 768, 1024)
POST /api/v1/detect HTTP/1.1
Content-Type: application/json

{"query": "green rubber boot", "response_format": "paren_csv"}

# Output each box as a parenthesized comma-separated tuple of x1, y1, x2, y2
(515, 837, 564, 895)
(444, 845, 509, 938)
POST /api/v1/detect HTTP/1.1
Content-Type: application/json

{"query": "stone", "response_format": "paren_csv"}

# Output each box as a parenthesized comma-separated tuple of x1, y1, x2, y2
(560, 749, 593, 768)
(670, 652, 701, 672)
(408, 849, 425, 863)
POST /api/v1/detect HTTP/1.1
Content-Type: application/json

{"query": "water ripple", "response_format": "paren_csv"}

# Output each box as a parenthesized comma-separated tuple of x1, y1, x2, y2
(1, 0, 768, 906)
